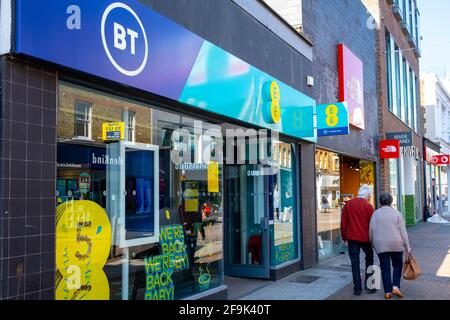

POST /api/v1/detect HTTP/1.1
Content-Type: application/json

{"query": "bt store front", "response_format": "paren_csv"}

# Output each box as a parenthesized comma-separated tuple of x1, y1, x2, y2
(1, 0, 317, 300)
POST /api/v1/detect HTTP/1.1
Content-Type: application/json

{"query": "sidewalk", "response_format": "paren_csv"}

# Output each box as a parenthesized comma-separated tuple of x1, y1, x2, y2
(239, 222, 450, 300)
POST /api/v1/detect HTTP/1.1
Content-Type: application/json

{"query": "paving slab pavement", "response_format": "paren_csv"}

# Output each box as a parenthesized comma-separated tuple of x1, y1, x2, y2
(238, 222, 450, 300)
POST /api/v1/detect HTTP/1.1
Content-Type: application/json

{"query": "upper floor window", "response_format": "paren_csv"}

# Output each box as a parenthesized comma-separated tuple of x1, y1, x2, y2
(394, 44, 401, 117)
(74, 101, 92, 139)
(409, 67, 415, 130)
(386, 32, 393, 112)
(402, 57, 409, 125)
(409, 0, 414, 31)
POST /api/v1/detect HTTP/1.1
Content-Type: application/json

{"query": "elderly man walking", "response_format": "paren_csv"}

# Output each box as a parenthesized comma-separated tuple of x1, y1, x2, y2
(341, 185, 377, 296)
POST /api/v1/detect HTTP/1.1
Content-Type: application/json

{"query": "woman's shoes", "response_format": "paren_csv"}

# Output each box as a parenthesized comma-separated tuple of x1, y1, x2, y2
(392, 288, 405, 298)
(384, 289, 404, 299)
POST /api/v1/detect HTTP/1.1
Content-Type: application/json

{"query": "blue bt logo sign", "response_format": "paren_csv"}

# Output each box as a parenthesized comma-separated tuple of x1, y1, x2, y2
(101, 2, 148, 76)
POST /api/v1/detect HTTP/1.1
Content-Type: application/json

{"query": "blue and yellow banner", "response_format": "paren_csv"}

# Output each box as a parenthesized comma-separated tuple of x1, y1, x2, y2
(317, 102, 350, 137)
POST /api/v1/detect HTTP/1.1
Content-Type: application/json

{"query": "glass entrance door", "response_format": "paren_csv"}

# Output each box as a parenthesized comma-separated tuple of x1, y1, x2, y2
(224, 164, 270, 278)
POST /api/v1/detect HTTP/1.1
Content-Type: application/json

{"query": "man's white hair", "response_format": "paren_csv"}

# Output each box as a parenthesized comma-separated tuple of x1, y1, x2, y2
(357, 185, 373, 199)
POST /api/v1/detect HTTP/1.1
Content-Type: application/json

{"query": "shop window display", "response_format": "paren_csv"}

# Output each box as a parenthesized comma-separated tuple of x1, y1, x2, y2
(56, 82, 223, 300)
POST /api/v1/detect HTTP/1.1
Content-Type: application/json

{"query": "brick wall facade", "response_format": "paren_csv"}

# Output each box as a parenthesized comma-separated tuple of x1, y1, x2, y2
(365, 0, 425, 218)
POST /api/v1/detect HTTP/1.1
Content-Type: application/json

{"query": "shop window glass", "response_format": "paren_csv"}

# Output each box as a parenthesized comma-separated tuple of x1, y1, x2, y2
(389, 159, 400, 210)
(415, 161, 422, 220)
(360, 161, 376, 208)
(440, 167, 448, 213)
(270, 141, 297, 266)
(74, 101, 91, 139)
(56, 82, 224, 300)
(316, 150, 341, 260)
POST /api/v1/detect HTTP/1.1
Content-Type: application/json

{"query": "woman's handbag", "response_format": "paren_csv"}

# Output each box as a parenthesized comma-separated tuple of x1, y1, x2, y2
(403, 252, 422, 280)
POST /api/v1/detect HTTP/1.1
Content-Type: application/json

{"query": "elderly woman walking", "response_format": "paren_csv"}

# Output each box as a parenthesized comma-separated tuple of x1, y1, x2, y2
(369, 193, 412, 299)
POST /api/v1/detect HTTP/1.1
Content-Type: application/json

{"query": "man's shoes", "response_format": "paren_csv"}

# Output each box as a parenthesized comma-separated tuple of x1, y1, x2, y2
(365, 288, 377, 294)
(354, 290, 362, 296)
(384, 293, 392, 299)
(392, 288, 404, 298)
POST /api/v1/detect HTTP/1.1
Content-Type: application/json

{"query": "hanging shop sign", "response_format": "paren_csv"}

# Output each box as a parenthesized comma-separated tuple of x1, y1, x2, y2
(317, 102, 350, 137)
(338, 44, 365, 130)
(430, 155, 450, 165)
(386, 131, 413, 147)
(102, 122, 125, 141)
(380, 139, 400, 159)
(15, 0, 316, 142)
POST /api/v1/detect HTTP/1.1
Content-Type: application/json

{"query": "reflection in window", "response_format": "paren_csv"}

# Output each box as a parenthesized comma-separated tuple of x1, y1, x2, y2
(316, 150, 341, 260)
(56, 82, 223, 300)
(74, 101, 91, 139)
(271, 141, 297, 266)
(123, 110, 136, 142)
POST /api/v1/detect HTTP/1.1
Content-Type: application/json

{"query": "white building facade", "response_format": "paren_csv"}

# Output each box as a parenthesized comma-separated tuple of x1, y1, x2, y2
(421, 72, 450, 214)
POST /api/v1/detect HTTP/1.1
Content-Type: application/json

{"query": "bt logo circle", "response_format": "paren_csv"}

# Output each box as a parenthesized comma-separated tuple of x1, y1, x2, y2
(101, 2, 148, 77)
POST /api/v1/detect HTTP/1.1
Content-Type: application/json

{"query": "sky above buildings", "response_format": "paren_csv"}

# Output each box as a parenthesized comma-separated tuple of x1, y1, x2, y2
(418, 0, 450, 78)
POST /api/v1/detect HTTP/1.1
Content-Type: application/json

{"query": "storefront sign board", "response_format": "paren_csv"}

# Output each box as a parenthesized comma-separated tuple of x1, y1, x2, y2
(15, 0, 317, 142)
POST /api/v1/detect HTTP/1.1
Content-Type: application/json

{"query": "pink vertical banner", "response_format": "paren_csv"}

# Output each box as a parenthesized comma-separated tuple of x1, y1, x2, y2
(338, 44, 365, 130)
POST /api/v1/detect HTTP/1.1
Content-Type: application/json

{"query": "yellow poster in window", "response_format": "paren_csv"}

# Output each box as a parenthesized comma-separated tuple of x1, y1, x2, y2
(55, 200, 112, 300)
(207, 162, 219, 193)
(185, 199, 198, 212)
(183, 187, 199, 212)
(102, 122, 125, 141)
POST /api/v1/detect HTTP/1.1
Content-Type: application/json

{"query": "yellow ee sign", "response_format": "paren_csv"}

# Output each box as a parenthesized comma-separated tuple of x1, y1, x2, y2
(325, 104, 339, 127)
(263, 81, 281, 124)
(102, 122, 125, 141)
